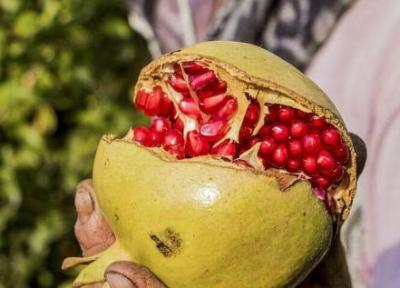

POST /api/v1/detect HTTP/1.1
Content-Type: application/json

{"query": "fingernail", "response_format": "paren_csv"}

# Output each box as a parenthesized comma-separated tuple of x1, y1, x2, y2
(75, 188, 95, 222)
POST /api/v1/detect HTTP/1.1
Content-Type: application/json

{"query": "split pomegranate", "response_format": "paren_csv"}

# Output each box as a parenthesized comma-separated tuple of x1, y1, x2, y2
(64, 42, 358, 288)
(132, 60, 350, 206)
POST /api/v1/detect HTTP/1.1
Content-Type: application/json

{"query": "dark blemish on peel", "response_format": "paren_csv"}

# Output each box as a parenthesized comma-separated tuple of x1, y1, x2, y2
(165, 228, 182, 248)
(150, 235, 174, 257)
(149, 228, 182, 257)
(114, 213, 119, 221)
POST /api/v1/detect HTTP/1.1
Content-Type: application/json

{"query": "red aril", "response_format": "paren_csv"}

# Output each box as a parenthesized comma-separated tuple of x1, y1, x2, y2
(185, 131, 210, 157)
(211, 140, 237, 158)
(287, 158, 301, 172)
(159, 92, 175, 117)
(321, 127, 342, 147)
(331, 143, 349, 164)
(259, 138, 277, 157)
(133, 126, 150, 145)
(150, 117, 171, 133)
(244, 102, 260, 125)
(312, 177, 330, 189)
(172, 117, 185, 132)
(271, 124, 289, 142)
(198, 80, 227, 99)
(144, 86, 163, 116)
(317, 150, 336, 171)
(314, 187, 327, 200)
(135, 90, 149, 110)
(288, 140, 302, 158)
(239, 125, 253, 142)
(309, 115, 326, 130)
(278, 106, 295, 123)
(170, 75, 189, 94)
(271, 144, 289, 168)
(290, 120, 308, 139)
(182, 61, 208, 75)
(199, 119, 228, 142)
(147, 130, 162, 147)
(302, 134, 321, 155)
(302, 155, 318, 176)
(257, 125, 271, 138)
(296, 109, 308, 119)
(214, 96, 237, 120)
(246, 137, 260, 149)
(179, 98, 202, 119)
(173, 63, 183, 78)
(162, 129, 183, 147)
(265, 104, 279, 123)
(162, 129, 184, 158)
(212, 80, 227, 94)
(189, 71, 217, 91)
(323, 164, 344, 182)
(200, 94, 226, 113)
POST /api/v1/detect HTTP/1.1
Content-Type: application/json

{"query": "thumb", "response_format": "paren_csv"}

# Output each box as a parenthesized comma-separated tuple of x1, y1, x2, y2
(105, 261, 167, 288)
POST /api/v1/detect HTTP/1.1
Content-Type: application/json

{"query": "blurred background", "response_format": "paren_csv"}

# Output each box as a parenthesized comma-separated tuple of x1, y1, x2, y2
(1, 0, 399, 287)
(0, 0, 150, 287)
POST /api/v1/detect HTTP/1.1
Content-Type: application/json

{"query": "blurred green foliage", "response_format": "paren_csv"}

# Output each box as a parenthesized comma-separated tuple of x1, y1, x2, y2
(0, 0, 150, 287)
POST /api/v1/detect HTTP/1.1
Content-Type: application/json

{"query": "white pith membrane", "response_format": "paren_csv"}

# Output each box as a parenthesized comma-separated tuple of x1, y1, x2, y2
(130, 60, 351, 218)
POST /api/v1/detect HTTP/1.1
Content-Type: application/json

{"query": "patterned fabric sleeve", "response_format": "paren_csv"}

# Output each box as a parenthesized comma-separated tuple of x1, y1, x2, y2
(307, 0, 400, 286)
(125, 0, 356, 71)
(260, 0, 355, 70)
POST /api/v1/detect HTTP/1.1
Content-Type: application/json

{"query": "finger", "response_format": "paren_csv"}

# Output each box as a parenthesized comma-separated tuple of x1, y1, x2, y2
(349, 132, 367, 178)
(74, 179, 115, 256)
(75, 179, 96, 223)
(106, 261, 167, 288)
(106, 271, 137, 288)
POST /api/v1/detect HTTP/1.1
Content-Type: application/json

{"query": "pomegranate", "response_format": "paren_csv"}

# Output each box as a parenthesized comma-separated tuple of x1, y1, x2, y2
(63, 41, 357, 288)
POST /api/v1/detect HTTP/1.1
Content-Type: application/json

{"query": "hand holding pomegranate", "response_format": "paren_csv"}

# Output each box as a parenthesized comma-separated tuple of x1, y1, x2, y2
(73, 179, 167, 287)
(64, 41, 364, 288)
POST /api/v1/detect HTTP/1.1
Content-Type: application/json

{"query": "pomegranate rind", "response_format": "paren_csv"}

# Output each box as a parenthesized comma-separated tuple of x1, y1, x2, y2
(76, 136, 332, 288)
(63, 241, 131, 287)
(136, 41, 356, 220)
(181, 42, 340, 118)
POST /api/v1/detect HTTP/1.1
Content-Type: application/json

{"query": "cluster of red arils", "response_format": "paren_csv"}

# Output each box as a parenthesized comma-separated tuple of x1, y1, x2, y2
(132, 61, 349, 195)
(242, 103, 349, 192)
(133, 61, 238, 159)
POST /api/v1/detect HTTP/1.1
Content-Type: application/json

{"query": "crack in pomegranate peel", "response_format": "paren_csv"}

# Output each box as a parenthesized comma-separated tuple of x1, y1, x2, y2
(132, 60, 350, 214)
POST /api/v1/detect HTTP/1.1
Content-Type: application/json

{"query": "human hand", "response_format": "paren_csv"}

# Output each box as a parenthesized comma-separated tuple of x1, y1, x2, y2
(74, 179, 166, 287)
